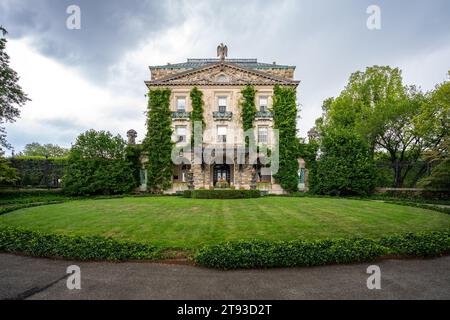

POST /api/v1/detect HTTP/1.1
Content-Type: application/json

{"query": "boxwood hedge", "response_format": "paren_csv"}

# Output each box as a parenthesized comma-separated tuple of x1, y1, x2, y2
(183, 189, 261, 199)
(0, 226, 162, 261)
(194, 230, 450, 269)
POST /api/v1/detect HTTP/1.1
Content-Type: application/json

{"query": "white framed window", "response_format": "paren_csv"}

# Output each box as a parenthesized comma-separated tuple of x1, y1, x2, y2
(217, 125, 227, 143)
(259, 97, 268, 112)
(258, 126, 268, 143)
(218, 96, 227, 113)
(176, 97, 186, 112)
(176, 126, 187, 143)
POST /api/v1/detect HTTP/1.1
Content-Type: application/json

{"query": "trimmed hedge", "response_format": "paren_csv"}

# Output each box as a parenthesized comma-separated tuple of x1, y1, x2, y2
(183, 189, 261, 199)
(0, 226, 162, 261)
(194, 230, 450, 269)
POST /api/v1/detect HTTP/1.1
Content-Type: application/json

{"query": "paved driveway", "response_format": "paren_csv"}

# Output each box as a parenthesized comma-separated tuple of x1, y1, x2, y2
(0, 253, 449, 300)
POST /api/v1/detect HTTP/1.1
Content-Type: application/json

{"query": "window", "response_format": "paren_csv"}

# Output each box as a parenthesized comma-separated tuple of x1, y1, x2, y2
(176, 126, 187, 143)
(176, 97, 186, 112)
(258, 127, 268, 143)
(259, 97, 268, 112)
(218, 97, 227, 113)
(217, 125, 227, 143)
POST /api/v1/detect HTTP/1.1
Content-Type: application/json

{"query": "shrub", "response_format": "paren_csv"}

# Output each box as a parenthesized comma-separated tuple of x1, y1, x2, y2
(379, 231, 450, 257)
(63, 130, 136, 196)
(0, 226, 162, 261)
(7, 156, 66, 188)
(312, 129, 376, 196)
(194, 230, 450, 269)
(183, 189, 261, 199)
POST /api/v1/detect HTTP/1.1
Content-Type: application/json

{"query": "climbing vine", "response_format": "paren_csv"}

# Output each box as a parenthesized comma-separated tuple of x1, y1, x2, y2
(272, 85, 299, 192)
(240, 85, 257, 145)
(143, 88, 174, 193)
(190, 87, 205, 146)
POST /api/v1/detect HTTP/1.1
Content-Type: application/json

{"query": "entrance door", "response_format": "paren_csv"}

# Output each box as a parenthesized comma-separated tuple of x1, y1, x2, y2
(213, 164, 231, 185)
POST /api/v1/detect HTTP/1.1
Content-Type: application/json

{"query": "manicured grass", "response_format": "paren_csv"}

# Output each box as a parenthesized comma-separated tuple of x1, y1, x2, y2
(0, 197, 449, 249)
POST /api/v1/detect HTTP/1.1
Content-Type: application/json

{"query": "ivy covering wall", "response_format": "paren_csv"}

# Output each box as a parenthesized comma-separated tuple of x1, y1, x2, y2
(144, 88, 174, 192)
(272, 85, 299, 192)
(190, 87, 205, 146)
(240, 86, 257, 145)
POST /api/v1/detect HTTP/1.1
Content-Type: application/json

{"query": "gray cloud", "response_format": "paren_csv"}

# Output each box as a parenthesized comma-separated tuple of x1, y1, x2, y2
(1, 0, 449, 153)
(0, 0, 184, 82)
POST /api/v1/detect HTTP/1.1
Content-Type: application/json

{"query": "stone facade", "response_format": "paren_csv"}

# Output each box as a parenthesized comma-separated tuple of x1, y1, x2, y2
(141, 47, 306, 194)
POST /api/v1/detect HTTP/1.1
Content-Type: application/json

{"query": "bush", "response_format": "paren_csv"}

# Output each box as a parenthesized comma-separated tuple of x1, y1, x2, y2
(7, 156, 66, 188)
(63, 130, 136, 196)
(379, 231, 450, 256)
(0, 226, 162, 261)
(183, 189, 261, 199)
(312, 129, 376, 196)
(194, 230, 450, 269)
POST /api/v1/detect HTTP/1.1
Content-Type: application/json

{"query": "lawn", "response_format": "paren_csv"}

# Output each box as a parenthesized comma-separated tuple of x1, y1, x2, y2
(0, 196, 449, 249)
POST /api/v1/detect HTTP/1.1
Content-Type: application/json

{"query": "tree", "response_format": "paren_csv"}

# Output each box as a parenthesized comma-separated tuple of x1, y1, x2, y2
(21, 142, 69, 158)
(0, 26, 30, 151)
(0, 154, 17, 184)
(312, 128, 376, 196)
(63, 130, 136, 195)
(321, 66, 428, 188)
(272, 85, 299, 192)
(417, 159, 450, 190)
(143, 88, 174, 192)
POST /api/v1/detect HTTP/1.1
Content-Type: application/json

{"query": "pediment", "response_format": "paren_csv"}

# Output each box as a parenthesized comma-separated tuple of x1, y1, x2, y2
(147, 63, 298, 86)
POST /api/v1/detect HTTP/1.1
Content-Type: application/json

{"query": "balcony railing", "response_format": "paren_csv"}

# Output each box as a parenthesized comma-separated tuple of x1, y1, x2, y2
(213, 111, 233, 120)
(171, 111, 191, 120)
(255, 111, 273, 119)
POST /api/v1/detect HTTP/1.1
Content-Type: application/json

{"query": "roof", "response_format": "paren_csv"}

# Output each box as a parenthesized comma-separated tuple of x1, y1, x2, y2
(150, 58, 295, 70)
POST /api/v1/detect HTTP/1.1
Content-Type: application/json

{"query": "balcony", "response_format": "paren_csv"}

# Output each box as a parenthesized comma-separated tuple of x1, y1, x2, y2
(171, 111, 191, 120)
(213, 111, 233, 120)
(255, 111, 273, 119)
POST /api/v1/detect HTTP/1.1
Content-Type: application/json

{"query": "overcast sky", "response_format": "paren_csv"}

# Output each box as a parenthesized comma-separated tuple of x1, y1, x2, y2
(1, 0, 449, 154)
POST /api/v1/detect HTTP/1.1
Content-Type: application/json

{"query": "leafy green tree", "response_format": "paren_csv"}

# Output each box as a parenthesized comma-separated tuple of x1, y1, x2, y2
(0, 26, 30, 151)
(63, 130, 136, 195)
(312, 128, 376, 196)
(272, 85, 299, 192)
(21, 142, 69, 158)
(320, 66, 429, 188)
(143, 88, 174, 192)
(0, 155, 17, 184)
(414, 75, 449, 161)
(417, 159, 450, 190)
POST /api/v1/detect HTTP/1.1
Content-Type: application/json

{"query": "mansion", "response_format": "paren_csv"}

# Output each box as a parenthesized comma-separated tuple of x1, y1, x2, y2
(133, 45, 307, 194)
